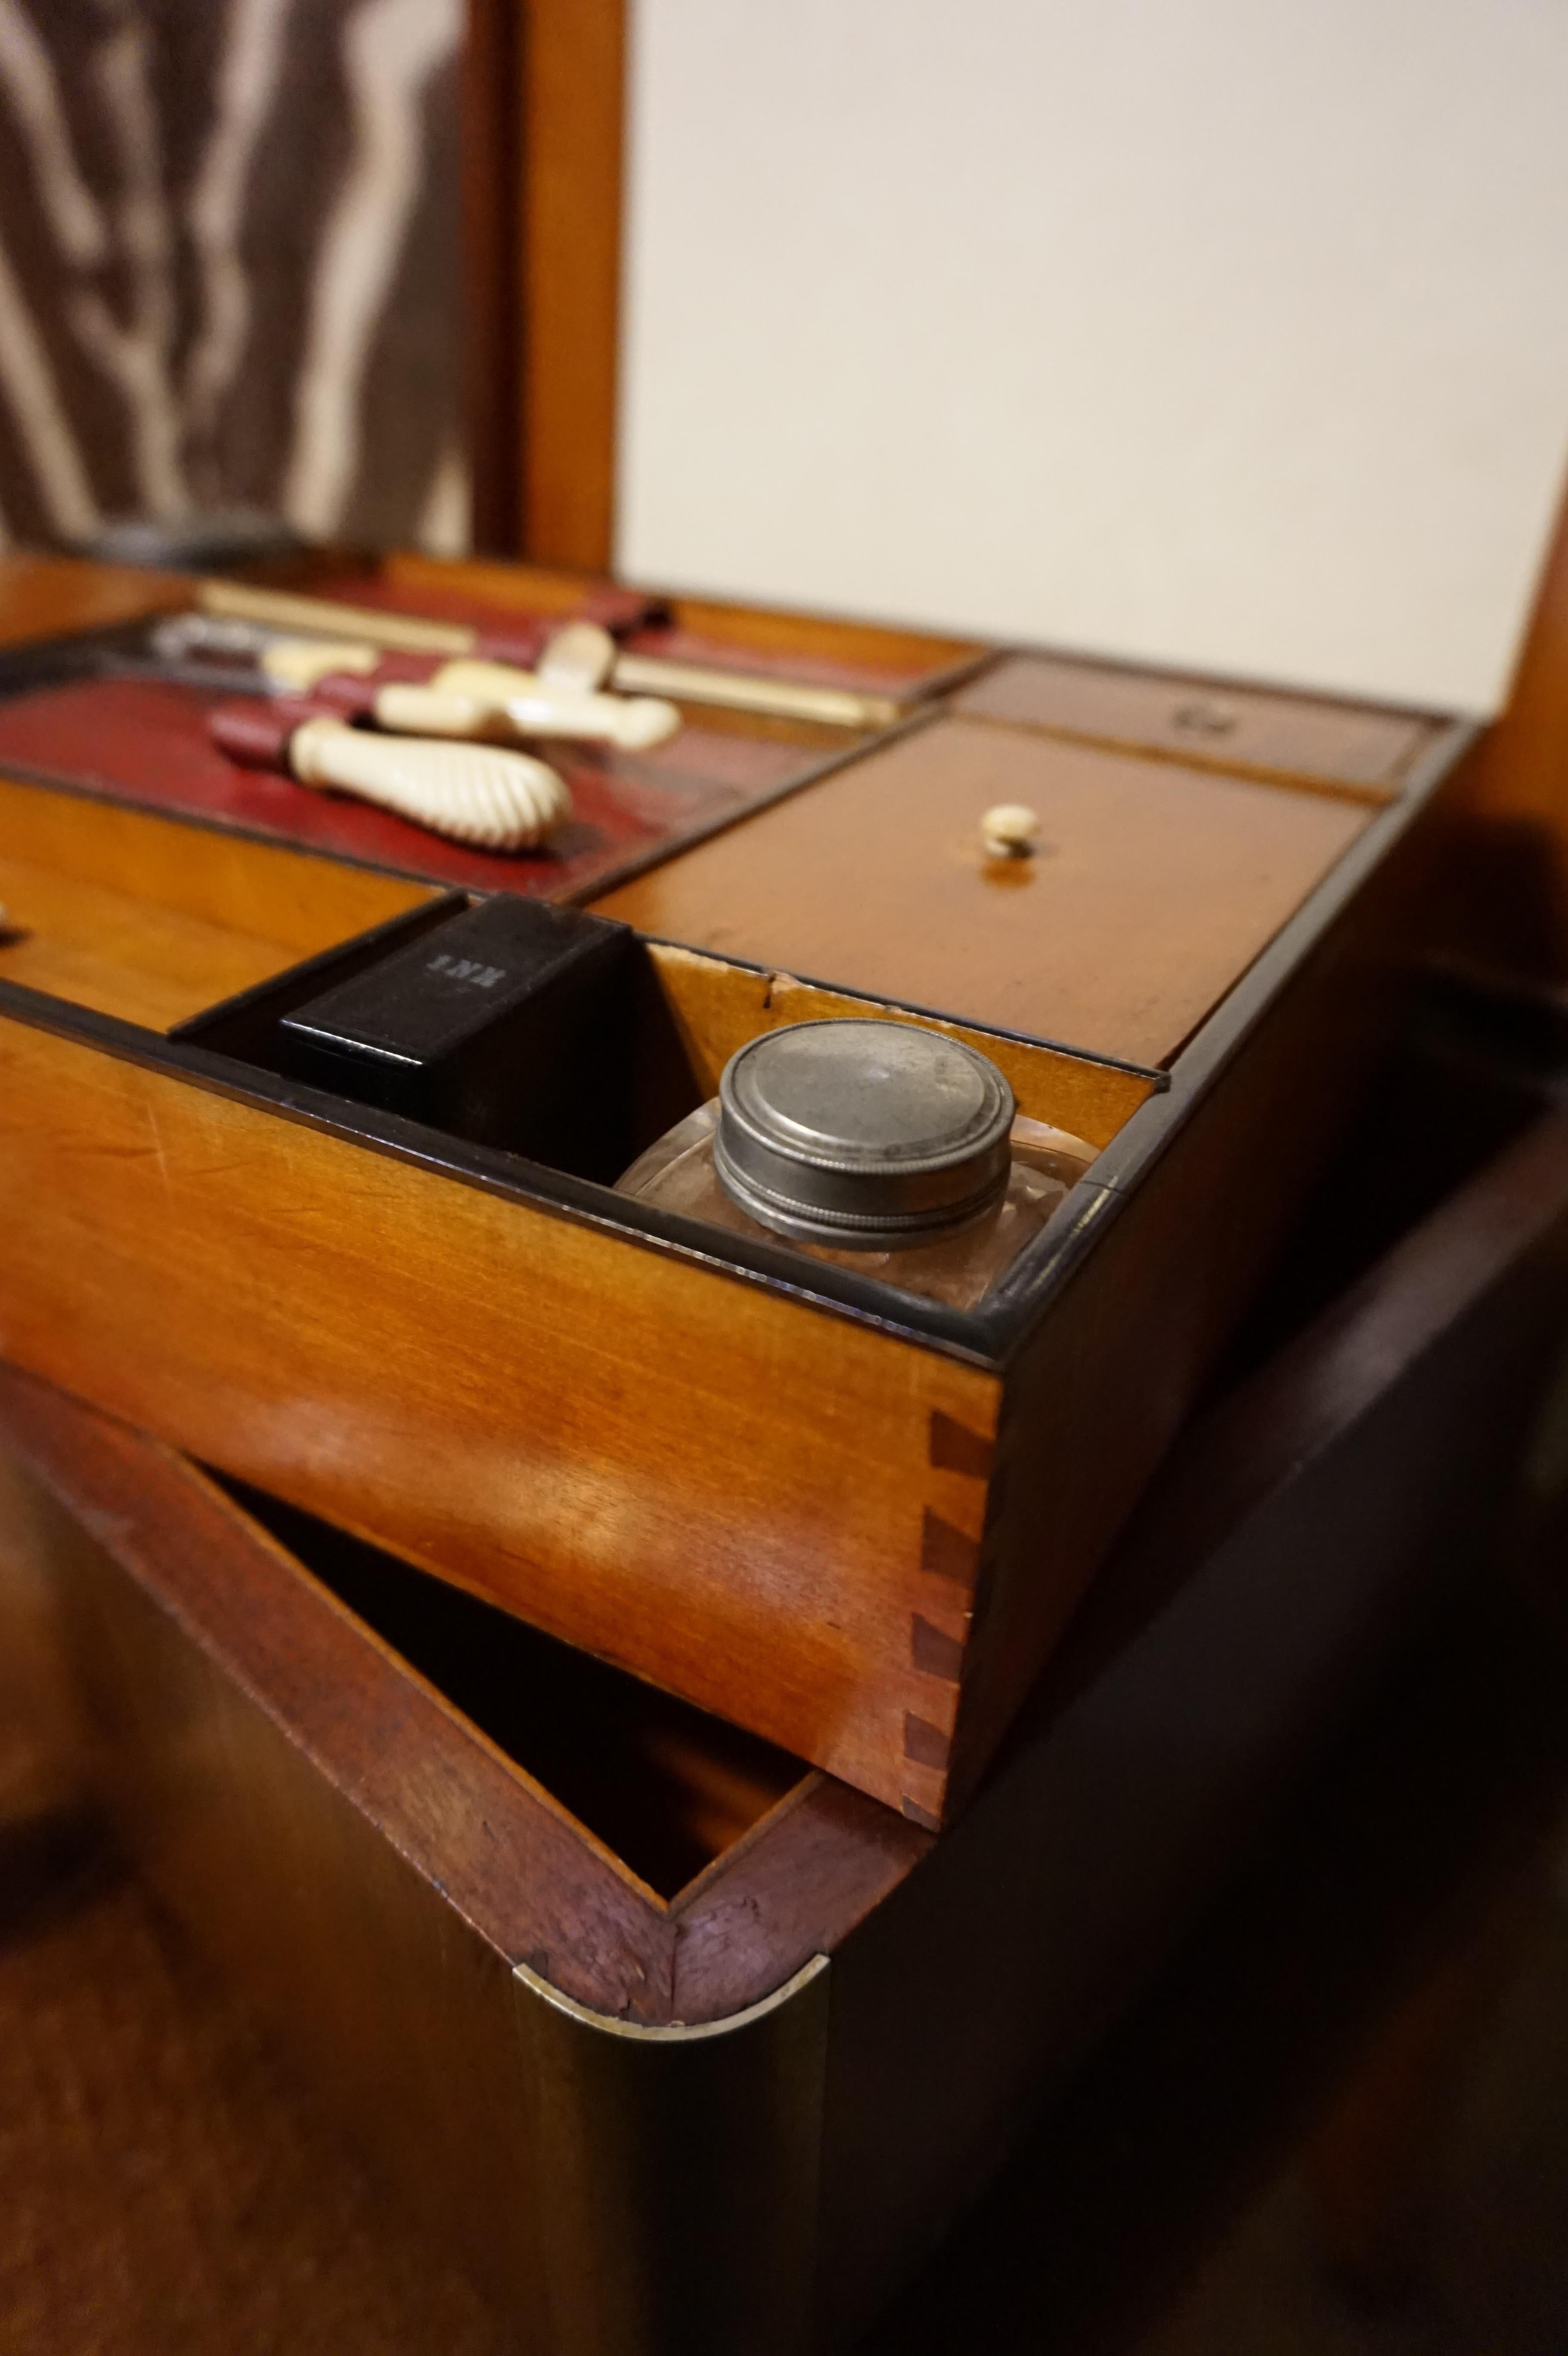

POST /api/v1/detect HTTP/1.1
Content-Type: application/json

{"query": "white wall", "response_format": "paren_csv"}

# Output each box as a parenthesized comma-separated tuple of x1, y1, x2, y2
(618, 0, 1568, 714)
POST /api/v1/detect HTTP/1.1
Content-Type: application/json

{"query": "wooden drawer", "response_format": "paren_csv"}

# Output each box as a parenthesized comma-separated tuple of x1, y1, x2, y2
(6, 993, 1568, 2352)
(0, 601, 1477, 1824)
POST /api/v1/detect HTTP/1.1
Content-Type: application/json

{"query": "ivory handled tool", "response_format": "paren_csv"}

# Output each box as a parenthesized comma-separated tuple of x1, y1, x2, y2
(423, 660, 681, 750)
(197, 580, 902, 730)
(200, 578, 495, 659)
(534, 619, 900, 729)
(139, 620, 678, 750)
(209, 699, 571, 852)
(609, 653, 898, 731)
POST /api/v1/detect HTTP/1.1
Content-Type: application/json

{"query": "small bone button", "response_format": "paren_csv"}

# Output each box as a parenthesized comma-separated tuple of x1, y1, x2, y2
(980, 804, 1040, 859)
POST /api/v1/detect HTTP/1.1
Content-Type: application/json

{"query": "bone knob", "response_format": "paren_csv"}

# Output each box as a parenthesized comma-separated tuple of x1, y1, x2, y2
(980, 804, 1041, 859)
(288, 718, 571, 851)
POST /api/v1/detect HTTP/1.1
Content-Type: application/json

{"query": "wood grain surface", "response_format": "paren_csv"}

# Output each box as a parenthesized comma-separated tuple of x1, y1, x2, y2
(0, 856, 308, 1032)
(0, 1011, 1000, 1814)
(957, 652, 1437, 795)
(7, 1001, 1564, 2345)
(0, 774, 438, 1028)
(462, 0, 522, 554)
(594, 718, 1373, 1064)
(0, 1357, 927, 2028)
(0, 554, 190, 648)
(1446, 463, 1568, 978)
(645, 943, 1157, 1148)
(519, 0, 627, 569)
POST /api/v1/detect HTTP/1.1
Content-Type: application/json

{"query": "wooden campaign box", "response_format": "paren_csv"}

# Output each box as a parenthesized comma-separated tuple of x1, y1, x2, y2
(0, 554, 1477, 1823)
(5, 978, 1568, 2354)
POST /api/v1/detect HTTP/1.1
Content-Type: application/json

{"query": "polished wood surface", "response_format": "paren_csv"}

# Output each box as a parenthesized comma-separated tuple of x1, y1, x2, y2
(0, 550, 1476, 1822)
(385, 550, 640, 623)
(632, 593, 986, 697)
(1449, 462, 1568, 963)
(0, 1013, 998, 1815)
(645, 943, 1157, 1148)
(520, 0, 627, 569)
(0, 856, 307, 1032)
(5, 998, 1566, 2349)
(0, 553, 189, 647)
(594, 717, 1373, 1065)
(0, 1359, 929, 2027)
(460, 0, 627, 567)
(463, 0, 522, 554)
(957, 651, 1437, 795)
(0, 775, 437, 1028)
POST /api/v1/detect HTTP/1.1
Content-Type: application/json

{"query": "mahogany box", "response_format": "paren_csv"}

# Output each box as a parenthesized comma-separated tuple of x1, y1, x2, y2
(0, 554, 1479, 1822)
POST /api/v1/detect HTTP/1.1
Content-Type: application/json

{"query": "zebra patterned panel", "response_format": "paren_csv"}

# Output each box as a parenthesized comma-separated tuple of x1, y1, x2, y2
(0, 0, 466, 554)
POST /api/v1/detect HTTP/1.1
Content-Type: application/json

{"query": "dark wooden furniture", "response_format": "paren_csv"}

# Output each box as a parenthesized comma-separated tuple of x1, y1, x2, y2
(5, 975, 1568, 2353)
(465, 0, 628, 567)
(6, 543, 1568, 2346)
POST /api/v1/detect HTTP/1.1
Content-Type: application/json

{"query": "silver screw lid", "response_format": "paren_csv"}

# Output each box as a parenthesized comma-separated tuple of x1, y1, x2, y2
(714, 1020, 1015, 1251)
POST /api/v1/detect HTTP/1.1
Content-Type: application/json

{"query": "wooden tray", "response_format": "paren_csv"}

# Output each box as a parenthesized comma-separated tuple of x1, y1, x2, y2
(0, 555, 979, 906)
(0, 557, 1477, 1821)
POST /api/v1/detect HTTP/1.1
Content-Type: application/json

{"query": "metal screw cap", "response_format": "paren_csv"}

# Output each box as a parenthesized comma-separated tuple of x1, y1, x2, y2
(715, 1019, 1015, 1251)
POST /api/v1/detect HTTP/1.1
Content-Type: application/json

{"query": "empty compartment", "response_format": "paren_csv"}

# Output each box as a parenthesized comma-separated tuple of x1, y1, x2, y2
(221, 1477, 809, 1900)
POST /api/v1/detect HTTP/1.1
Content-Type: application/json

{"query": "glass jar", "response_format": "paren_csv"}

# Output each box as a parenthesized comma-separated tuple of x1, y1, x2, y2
(615, 1019, 1096, 1311)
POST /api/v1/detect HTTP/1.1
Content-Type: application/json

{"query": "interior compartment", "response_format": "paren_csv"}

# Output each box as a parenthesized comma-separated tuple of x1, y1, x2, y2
(218, 1475, 809, 1900)
(194, 966, 1556, 1903)
(174, 897, 1157, 1193)
(0, 773, 440, 1030)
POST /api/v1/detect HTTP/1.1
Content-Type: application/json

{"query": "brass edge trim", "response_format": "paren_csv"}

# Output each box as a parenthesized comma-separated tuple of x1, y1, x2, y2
(513, 1952, 829, 2041)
